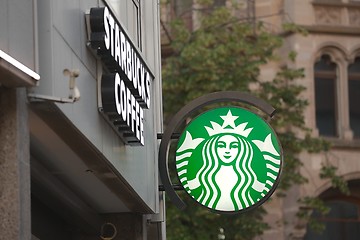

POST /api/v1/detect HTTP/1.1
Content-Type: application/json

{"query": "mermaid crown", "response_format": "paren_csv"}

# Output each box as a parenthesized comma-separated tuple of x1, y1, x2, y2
(204, 110, 253, 137)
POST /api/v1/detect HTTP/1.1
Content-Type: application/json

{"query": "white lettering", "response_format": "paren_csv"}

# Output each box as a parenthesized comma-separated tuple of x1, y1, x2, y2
(146, 73, 151, 109)
(132, 51, 138, 90)
(131, 94, 136, 133)
(141, 71, 147, 104)
(111, 73, 144, 144)
(94, 7, 155, 145)
(140, 108, 144, 145)
(108, 14, 115, 57)
(114, 74, 122, 116)
(120, 31, 127, 74)
(136, 59, 141, 86)
(126, 88, 131, 127)
(126, 41, 132, 81)
(139, 65, 144, 99)
(103, 7, 110, 50)
(120, 77, 127, 121)
(114, 25, 121, 65)
(135, 100, 140, 141)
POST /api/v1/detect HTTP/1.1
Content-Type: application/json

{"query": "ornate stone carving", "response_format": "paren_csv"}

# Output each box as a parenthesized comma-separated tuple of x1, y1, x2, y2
(349, 8, 360, 26)
(314, 6, 342, 25)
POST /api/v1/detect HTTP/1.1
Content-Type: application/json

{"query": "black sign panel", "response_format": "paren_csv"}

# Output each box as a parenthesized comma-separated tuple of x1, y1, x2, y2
(90, 7, 154, 145)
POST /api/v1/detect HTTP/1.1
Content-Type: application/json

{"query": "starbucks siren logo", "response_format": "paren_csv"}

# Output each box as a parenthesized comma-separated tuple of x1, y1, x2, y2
(175, 107, 282, 213)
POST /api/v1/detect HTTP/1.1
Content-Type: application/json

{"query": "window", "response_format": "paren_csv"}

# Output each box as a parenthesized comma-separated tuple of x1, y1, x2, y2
(173, 0, 193, 30)
(305, 200, 360, 240)
(314, 50, 360, 140)
(213, 0, 226, 7)
(106, 0, 142, 48)
(348, 57, 360, 138)
(129, 0, 141, 48)
(314, 54, 338, 137)
(305, 180, 360, 240)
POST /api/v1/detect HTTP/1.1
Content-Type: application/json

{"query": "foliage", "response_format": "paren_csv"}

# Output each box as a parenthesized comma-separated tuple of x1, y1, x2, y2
(295, 162, 350, 234)
(297, 197, 330, 233)
(163, 7, 282, 119)
(320, 164, 350, 195)
(256, 65, 331, 195)
(166, 191, 268, 240)
(161, 1, 347, 239)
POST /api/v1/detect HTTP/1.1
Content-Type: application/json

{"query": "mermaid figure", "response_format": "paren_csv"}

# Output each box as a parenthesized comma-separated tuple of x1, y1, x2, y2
(186, 133, 265, 211)
(176, 109, 281, 212)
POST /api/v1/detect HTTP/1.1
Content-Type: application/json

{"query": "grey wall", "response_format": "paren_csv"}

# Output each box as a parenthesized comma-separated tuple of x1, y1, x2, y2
(34, 0, 163, 213)
(0, 0, 36, 71)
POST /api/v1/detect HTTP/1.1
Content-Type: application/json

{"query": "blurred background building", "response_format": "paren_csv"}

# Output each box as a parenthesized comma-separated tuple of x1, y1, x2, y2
(161, 0, 360, 239)
(0, 0, 164, 239)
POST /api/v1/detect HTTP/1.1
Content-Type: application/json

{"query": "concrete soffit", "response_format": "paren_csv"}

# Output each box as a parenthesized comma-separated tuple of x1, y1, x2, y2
(29, 101, 153, 215)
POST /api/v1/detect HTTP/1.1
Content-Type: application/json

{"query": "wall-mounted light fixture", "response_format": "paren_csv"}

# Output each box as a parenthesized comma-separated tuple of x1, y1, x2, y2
(28, 69, 80, 104)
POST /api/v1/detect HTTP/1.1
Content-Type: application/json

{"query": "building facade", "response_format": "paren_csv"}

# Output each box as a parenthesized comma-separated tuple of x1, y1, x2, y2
(0, 0, 164, 239)
(161, 0, 360, 239)
(258, 1, 360, 239)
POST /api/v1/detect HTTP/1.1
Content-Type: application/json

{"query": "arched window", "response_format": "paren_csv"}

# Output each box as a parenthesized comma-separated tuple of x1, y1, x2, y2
(314, 54, 338, 137)
(304, 200, 360, 240)
(348, 57, 360, 138)
(305, 179, 360, 240)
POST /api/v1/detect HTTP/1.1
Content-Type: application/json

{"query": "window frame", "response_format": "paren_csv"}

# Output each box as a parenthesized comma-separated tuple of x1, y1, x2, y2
(347, 57, 360, 138)
(104, 0, 142, 49)
(313, 48, 354, 140)
(314, 54, 340, 138)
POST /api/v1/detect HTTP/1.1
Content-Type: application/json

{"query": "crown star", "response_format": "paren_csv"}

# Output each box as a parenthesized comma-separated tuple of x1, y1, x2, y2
(221, 110, 239, 128)
(204, 109, 253, 137)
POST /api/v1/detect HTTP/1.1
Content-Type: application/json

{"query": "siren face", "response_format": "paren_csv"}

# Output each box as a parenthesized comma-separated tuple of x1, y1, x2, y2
(175, 107, 283, 213)
(216, 135, 239, 164)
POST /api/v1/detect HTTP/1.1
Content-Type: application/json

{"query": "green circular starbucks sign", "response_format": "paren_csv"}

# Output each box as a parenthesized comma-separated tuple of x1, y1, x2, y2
(175, 107, 282, 213)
